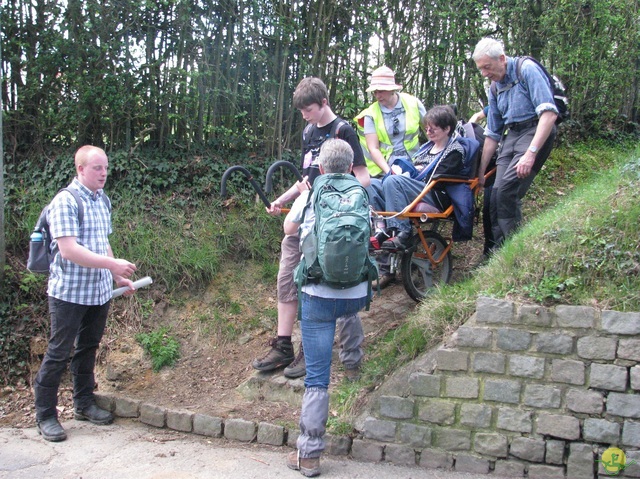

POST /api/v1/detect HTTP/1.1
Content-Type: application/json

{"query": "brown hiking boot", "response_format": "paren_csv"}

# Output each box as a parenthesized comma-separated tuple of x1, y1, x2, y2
(283, 344, 306, 379)
(252, 338, 294, 371)
(286, 450, 321, 477)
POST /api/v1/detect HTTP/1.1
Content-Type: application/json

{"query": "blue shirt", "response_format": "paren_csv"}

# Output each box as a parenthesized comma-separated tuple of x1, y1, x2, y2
(47, 178, 113, 305)
(486, 57, 558, 142)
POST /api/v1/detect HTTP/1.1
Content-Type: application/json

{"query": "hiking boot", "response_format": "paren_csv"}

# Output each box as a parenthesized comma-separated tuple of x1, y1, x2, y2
(344, 366, 361, 382)
(369, 229, 390, 250)
(252, 338, 294, 371)
(287, 450, 321, 477)
(74, 404, 114, 425)
(283, 345, 306, 379)
(37, 417, 67, 442)
(382, 230, 412, 250)
(372, 273, 396, 290)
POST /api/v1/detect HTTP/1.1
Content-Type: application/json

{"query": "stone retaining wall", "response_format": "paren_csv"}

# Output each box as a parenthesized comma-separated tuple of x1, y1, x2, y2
(358, 297, 640, 478)
(96, 296, 640, 478)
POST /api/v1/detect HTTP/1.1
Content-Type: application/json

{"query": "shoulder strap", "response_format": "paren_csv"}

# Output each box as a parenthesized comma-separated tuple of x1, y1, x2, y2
(331, 119, 348, 139)
(60, 187, 84, 225)
(302, 123, 313, 141)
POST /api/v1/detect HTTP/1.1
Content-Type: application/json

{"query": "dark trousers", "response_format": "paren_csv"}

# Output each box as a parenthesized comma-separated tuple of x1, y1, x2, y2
(34, 297, 110, 421)
(490, 125, 556, 247)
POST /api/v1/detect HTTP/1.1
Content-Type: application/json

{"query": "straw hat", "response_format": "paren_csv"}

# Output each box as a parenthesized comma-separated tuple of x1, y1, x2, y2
(366, 66, 403, 92)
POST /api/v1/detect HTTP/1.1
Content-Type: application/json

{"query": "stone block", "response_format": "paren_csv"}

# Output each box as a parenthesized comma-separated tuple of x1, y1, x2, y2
(528, 464, 566, 479)
(193, 414, 222, 437)
(476, 296, 515, 324)
(140, 403, 166, 428)
(409, 373, 441, 397)
(566, 442, 595, 479)
(444, 377, 479, 399)
(362, 417, 397, 442)
(473, 352, 506, 374)
(536, 332, 574, 354)
(418, 449, 453, 469)
(510, 437, 545, 462)
(601, 310, 640, 335)
(417, 399, 456, 425)
(494, 460, 526, 477)
(618, 339, 640, 361)
(326, 434, 351, 456)
(379, 396, 415, 419)
(496, 407, 532, 433)
(474, 433, 508, 457)
(607, 393, 640, 418)
(508, 354, 545, 379)
(257, 422, 284, 446)
(484, 379, 521, 404)
(524, 384, 561, 408)
(583, 418, 620, 443)
(434, 428, 471, 451)
(224, 418, 256, 442)
(351, 439, 383, 462)
(436, 349, 469, 371)
(577, 336, 617, 360)
(287, 428, 299, 448)
(455, 327, 492, 348)
(454, 453, 490, 474)
(555, 305, 596, 328)
(566, 388, 604, 414)
(590, 362, 628, 391)
(619, 449, 640, 477)
(550, 359, 585, 385)
(384, 444, 416, 466)
(497, 328, 532, 351)
(536, 413, 580, 440)
(519, 304, 552, 327)
(166, 409, 193, 432)
(545, 439, 565, 465)
(94, 392, 115, 412)
(459, 403, 492, 429)
(622, 421, 640, 448)
(631, 366, 640, 391)
(114, 396, 140, 418)
(399, 423, 431, 448)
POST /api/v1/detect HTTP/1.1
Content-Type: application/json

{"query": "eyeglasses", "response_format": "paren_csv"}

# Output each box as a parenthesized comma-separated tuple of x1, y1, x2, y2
(393, 117, 399, 136)
(426, 125, 441, 133)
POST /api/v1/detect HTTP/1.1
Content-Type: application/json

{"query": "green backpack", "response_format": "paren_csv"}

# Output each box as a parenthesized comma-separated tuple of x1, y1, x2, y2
(294, 173, 378, 308)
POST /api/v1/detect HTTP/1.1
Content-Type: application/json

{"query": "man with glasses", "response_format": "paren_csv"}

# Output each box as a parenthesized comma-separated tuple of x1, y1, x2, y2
(355, 66, 426, 289)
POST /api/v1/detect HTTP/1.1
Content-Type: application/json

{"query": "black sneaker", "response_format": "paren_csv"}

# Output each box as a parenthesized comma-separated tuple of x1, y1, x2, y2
(252, 338, 295, 371)
(382, 230, 412, 250)
(37, 417, 67, 442)
(283, 345, 306, 378)
(74, 404, 113, 425)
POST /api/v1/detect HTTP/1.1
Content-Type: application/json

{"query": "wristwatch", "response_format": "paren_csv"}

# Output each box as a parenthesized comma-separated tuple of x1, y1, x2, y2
(528, 145, 539, 154)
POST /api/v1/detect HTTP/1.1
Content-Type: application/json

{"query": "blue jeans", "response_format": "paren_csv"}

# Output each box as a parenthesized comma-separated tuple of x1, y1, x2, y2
(34, 297, 110, 421)
(297, 293, 367, 458)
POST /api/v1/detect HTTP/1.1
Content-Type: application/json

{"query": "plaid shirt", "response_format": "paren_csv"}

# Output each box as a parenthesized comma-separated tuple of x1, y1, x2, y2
(47, 178, 113, 305)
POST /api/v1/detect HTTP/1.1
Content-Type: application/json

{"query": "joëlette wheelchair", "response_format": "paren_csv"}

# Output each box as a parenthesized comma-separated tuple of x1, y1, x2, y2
(220, 158, 494, 303)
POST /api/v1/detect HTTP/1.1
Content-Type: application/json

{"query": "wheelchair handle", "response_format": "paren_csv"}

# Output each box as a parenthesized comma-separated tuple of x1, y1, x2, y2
(220, 165, 271, 208)
(264, 160, 304, 194)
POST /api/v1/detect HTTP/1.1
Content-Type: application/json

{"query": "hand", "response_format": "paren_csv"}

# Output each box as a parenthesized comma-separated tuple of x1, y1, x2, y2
(110, 259, 137, 278)
(266, 200, 282, 216)
(391, 164, 402, 175)
(515, 152, 535, 179)
(295, 176, 311, 193)
(114, 277, 136, 296)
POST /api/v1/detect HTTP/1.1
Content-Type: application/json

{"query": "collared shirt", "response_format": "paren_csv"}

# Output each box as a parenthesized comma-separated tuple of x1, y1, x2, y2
(47, 178, 113, 305)
(486, 57, 558, 142)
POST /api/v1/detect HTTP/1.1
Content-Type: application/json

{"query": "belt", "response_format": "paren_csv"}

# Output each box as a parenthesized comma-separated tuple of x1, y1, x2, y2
(506, 118, 539, 132)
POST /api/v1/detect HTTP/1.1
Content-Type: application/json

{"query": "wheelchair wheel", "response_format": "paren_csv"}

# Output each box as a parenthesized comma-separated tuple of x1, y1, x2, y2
(400, 230, 452, 302)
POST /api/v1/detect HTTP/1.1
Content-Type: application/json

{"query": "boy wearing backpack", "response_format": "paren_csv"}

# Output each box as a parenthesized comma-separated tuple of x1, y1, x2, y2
(284, 139, 373, 477)
(473, 38, 559, 250)
(33, 146, 138, 442)
(252, 77, 370, 379)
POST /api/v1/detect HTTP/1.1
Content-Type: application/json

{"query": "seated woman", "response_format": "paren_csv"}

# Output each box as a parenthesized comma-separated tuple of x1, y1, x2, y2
(368, 104, 474, 250)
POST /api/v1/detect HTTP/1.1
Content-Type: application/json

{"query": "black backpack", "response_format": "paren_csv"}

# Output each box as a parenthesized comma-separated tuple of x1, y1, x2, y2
(490, 56, 570, 125)
(27, 188, 111, 273)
